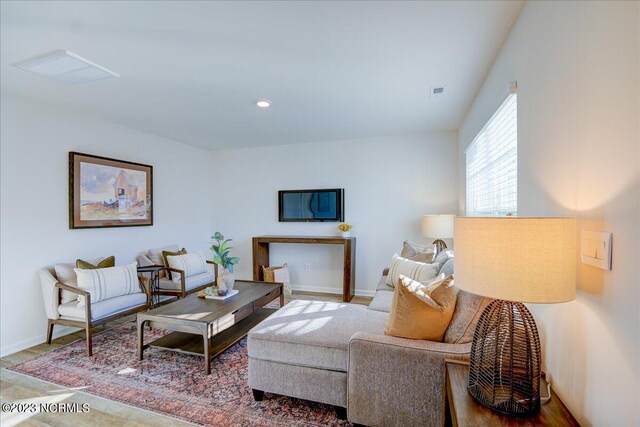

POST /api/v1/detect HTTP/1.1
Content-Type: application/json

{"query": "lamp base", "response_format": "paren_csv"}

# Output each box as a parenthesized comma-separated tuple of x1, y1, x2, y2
(432, 239, 447, 254)
(467, 300, 541, 416)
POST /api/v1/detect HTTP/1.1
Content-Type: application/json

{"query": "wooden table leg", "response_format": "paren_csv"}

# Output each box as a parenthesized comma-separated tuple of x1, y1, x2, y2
(203, 329, 211, 375)
(280, 291, 285, 307)
(343, 239, 355, 302)
(137, 318, 145, 361)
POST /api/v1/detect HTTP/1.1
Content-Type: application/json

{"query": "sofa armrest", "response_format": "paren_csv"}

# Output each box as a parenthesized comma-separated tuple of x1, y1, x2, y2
(165, 267, 187, 296)
(39, 269, 60, 320)
(348, 332, 471, 427)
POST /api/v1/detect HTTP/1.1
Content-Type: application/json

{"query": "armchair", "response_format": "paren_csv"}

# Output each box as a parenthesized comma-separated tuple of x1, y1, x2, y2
(137, 244, 217, 300)
(39, 266, 150, 356)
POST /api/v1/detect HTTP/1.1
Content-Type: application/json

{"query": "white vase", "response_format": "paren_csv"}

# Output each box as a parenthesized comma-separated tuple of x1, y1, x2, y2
(341, 231, 350, 238)
(217, 268, 235, 292)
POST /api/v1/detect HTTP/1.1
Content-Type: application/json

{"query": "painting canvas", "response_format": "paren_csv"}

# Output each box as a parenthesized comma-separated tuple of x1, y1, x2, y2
(69, 152, 153, 228)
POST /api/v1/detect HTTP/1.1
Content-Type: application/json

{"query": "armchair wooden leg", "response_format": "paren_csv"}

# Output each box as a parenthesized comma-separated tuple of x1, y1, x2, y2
(335, 406, 347, 420)
(85, 324, 93, 356)
(252, 389, 264, 401)
(46, 320, 54, 345)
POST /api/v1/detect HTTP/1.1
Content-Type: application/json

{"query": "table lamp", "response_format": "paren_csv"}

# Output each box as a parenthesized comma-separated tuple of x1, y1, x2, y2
(422, 214, 455, 253)
(454, 217, 576, 416)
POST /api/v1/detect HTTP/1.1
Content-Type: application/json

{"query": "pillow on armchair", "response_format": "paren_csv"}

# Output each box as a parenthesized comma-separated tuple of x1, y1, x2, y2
(75, 262, 140, 307)
(54, 256, 114, 304)
(166, 251, 208, 284)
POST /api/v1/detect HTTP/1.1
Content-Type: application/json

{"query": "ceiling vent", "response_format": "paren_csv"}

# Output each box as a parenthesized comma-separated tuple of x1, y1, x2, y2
(14, 50, 119, 85)
(429, 86, 446, 99)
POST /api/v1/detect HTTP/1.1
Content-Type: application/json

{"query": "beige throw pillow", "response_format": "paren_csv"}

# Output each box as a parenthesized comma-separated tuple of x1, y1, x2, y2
(400, 241, 436, 263)
(386, 253, 439, 288)
(384, 275, 458, 341)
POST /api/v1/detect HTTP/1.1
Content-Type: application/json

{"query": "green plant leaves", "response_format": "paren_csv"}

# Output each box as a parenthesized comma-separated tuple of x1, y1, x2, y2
(210, 231, 240, 269)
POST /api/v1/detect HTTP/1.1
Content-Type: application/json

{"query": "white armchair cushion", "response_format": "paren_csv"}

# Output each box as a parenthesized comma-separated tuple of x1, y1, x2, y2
(75, 262, 139, 307)
(58, 292, 147, 321)
(55, 256, 106, 304)
(148, 244, 179, 266)
(166, 250, 208, 284)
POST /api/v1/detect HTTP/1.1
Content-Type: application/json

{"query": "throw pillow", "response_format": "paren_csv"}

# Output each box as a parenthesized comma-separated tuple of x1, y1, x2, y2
(384, 275, 458, 341)
(433, 248, 454, 266)
(75, 262, 140, 307)
(166, 250, 208, 284)
(55, 256, 109, 304)
(162, 248, 187, 279)
(76, 256, 115, 270)
(386, 253, 439, 288)
(400, 241, 436, 263)
(262, 264, 292, 296)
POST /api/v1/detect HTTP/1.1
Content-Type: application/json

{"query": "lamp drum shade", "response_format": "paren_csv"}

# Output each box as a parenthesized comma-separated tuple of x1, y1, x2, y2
(422, 214, 455, 239)
(454, 217, 576, 303)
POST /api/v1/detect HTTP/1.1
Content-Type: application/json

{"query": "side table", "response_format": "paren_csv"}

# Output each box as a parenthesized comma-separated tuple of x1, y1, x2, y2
(445, 360, 579, 427)
(137, 265, 166, 308)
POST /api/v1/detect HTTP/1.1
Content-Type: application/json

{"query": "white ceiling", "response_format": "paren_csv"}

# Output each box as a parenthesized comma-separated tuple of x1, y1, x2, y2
(1, 1, 523, 150)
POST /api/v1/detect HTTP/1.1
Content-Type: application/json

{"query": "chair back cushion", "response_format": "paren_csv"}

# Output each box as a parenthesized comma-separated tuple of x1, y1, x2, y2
(166, 251, 208, 284)
(75, 262, 140, 307)
(55, 256, 107, 304)
(443, 288, 493, 344)
(147, 244, 180, 278)
(386, 253, 439, 288)
(400, 241, 436, 263)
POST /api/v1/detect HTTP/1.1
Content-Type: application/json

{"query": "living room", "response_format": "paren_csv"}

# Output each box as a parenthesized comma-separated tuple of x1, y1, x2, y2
(1, 1, 638, 426)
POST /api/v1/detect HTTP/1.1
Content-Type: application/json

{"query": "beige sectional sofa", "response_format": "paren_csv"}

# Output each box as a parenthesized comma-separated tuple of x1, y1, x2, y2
(248, 252, 492, 426)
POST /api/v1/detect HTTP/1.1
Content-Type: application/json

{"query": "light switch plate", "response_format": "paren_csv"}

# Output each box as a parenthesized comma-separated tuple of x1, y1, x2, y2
(581, 230, 612, 270)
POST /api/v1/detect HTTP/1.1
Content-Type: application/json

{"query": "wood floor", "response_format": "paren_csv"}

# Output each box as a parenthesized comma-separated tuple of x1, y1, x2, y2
(0, 291, 371, 427)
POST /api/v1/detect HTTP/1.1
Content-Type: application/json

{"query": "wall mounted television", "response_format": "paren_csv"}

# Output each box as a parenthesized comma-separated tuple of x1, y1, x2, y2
(278, 189, 344, 222)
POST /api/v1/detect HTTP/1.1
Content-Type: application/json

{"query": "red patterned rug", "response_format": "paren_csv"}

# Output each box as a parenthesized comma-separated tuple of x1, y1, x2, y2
(9, 319, 350, 426)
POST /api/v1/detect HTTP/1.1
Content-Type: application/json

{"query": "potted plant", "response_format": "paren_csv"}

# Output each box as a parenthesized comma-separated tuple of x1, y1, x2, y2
(337, 223, 353, 238)
(210, 232, 240, 294)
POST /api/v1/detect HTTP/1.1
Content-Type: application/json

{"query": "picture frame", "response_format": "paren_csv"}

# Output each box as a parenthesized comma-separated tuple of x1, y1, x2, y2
(69, 152, 153, 229)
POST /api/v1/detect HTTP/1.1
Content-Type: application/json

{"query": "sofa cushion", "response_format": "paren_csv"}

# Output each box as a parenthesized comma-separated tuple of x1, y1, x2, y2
(368, 289, 394, 313)
(400, 241, 436, 263)
(55, 256, 107, 304)
(443, 289, 493, 344)
(148, 244, 180, 278)
(434, 248, 454, 267)
(156, 268, 215, 291)
(76, 256, 115, 270)
(440, 257, 454, 278)
(75, 262, 140, 307)
(386, 253, 439, 288)
(167, 250, 207, 283)
(384, 275, 457, 341)
(58, 292, 147, 321)
(248, 300, 388, 372)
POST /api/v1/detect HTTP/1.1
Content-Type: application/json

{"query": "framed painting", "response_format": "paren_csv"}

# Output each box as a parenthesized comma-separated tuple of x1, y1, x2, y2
(69, 152, 153, 229)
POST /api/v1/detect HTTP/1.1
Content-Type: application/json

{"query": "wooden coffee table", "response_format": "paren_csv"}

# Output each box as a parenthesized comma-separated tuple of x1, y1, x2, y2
(137, 280, 283, 374)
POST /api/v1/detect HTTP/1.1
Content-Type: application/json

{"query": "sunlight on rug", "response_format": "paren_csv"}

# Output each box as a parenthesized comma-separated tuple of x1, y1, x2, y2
(9, 319, 349, 427)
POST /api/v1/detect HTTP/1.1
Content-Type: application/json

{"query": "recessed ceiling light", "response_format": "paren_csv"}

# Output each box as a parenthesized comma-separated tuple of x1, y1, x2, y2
(13, 50, 119, 85)
(254, 99, 271, 108)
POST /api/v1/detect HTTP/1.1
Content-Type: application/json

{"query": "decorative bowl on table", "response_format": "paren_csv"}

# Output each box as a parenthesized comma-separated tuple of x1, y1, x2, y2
(198, 286, 228, 298)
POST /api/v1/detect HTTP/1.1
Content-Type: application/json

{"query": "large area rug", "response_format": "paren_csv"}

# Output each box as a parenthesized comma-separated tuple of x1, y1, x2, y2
(9, 318, 350, 426)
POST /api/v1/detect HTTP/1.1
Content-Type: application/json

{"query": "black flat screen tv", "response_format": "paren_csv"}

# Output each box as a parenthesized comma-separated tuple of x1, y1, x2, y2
(278, 189, 344, 222)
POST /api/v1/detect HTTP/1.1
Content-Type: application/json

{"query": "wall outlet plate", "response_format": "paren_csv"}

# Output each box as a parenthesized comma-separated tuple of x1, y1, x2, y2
(581, 230, 612, 270)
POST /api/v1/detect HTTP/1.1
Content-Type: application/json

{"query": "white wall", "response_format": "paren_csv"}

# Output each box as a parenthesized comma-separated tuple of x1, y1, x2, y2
(458, 2, 639, 426)
(0, 95, 213, 357)
(213, 132, 458, 296)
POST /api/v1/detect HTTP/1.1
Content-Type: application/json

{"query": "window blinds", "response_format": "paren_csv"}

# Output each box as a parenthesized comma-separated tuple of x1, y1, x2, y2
(466, 93, 517, 217)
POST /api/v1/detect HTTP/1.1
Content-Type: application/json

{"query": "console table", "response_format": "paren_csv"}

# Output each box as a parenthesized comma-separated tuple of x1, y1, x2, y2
(252, 236, 356, 302)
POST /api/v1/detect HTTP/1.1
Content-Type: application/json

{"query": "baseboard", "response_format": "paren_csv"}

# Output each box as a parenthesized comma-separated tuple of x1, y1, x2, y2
(1, 325, 81, 358)
(290, 284, 376, 298)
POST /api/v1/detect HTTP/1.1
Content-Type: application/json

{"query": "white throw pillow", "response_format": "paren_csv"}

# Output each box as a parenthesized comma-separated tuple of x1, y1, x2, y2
(167, 250, 208, 284)
(386, 253, 439, 288)
(75, 262, 140, 307)
(55, 256, 106, 304)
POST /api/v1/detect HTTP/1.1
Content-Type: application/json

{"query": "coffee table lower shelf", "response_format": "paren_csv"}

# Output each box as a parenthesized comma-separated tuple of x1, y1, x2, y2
(147, 308, 275, 359)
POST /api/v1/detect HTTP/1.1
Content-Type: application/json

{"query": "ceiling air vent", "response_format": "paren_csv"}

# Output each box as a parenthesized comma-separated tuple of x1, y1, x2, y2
(14, 50, 119, 85)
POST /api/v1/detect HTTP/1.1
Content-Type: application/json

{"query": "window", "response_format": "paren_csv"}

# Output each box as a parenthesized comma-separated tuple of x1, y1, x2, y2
(465, 92, 517, 216)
